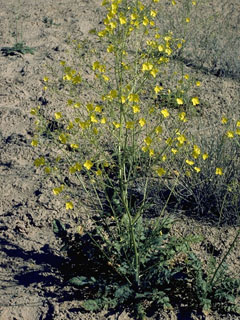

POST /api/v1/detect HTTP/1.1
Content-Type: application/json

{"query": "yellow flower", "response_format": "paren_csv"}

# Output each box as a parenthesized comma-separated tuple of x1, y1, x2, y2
(156, 167, 166, 177)
(144, 136, 152, 146)
(113, 121, 121, 128)
(142, 62, 153, 71)
(90, 115, 98, 123)
(202, 153, 208, 160)
(154, 85, 163, 93)
(30, 108, 38, 115)
(185, 17, 190, 23)
(165, 48, 172, 56)
(192, 1, 196, 5)
(69, 166, 76, 174)
(166, 137, 173, 145)
(177, 135, 186, 145)
(178, 112, 187, 122)
(186, 159, 194, 166)
(74, 102, 80, 108)
(172, 0, 176, 5)
(185, 170, 191, 177)
(161, 108, 170, 118)
(72, 74, 82, 84)
(149, 107, 155, 114)
(139, 118, 146, 127)
(59, 133, 67, 144)
(43, 76, 49, 82)
(70, 143, 79, 149)
(109, 21, 117, 29)
(84, 160, 93, 170)
(194, 167, 201, 173)
(102, 74, 109, 82)
(149, 149, 155, 157)
(101, 117, 107, 124)
(119, 16, 127, 24)
(162, 155, 167, 161)
(236, 129, 240, 135)
(31, 140, 38, 147)
(66, 201, 74, 210)
(126, 121, 134, 129)
(128, 93, 139, 103)
(107, 44, 114, 53)
(155, 126, 162, 134)
(150, 68, 158, 77)
(44, 167, 51, 174)
(171, 148, 178, 154)
(158, 44, 164, 52)
(196, 81, 201, 86)
(79, 121, 90, 129)
(176, 98, 184, 105)
(184, 74, 189, 80)
(121, 62, 129, 70)
(143, 16, 149, 26)
(193, 145, 201, 158)
(150, 10, 157, 17)
(226, 131, 234, 138)
(67, 99, 73, 106)
(108, 89, 118, 100)
(221, 117, 228, 124)
(216, 168, 223, 175)
(192, 97, 200, 106)
(101, 0, 109, 5)
(34, 157, 45, 167)
(131, 13, 137, 20)
(55, 112, 62, 120)
(142, 146, 148, 152)
(236, 121, 240, 127)
(75, 162, 82, 171)
(121, 96, 127, 104)
(53, 185, 64, 195)
(95, 169, 102, 176)
(132, 105, 140, 113)
(95, 105, 102, 113)
(86, 103, 94, 111)
(98, 30, 107, 37)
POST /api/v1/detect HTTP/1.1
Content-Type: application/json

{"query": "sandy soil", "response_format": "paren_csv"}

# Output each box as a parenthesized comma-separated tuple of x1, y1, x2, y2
(0, 1, 239, 319)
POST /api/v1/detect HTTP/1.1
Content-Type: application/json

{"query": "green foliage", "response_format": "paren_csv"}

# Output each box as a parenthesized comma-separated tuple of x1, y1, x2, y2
(187, 251, 240, 315)
(1, 42, 35, 56)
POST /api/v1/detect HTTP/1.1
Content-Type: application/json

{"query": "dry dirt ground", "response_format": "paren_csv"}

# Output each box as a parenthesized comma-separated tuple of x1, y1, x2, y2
(0, 0, 239, 319)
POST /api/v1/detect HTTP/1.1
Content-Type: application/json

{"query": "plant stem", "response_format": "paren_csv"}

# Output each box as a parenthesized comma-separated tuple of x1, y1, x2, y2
(210, 228, 240, 286)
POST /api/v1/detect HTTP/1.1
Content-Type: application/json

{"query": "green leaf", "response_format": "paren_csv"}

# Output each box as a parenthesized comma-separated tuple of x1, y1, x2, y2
(82, 299, 102, 311)
(52, 219, 66, 236)
(69, 276, 96, 287)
